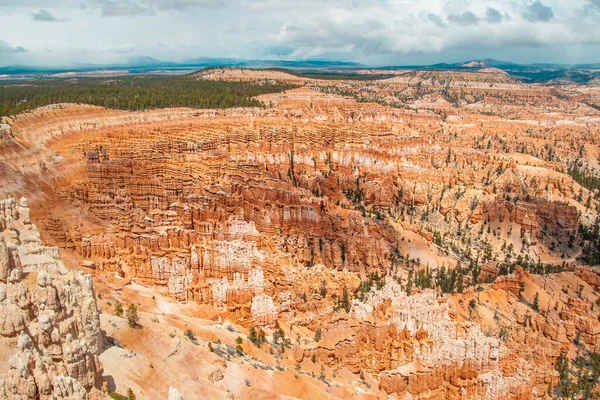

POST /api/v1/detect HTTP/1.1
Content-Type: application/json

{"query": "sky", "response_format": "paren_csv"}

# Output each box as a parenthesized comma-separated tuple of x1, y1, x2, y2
(0, 0, 599, 67)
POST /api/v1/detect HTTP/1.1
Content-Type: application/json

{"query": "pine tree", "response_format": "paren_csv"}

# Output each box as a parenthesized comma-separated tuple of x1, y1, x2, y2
(555, 353, 572, 398)
(314, 327, 322, 342)
(257, 328, 266, 346)
(533, 292, 540, 312)
(320, 280, 327, 298)
(127, 388, 136, 400)
(248, 327, 257, 345)
(341, 287, 351, 313)
(406, 268, 413, 296)
(113, 300, 123, 317)
(456, 262, 464, 294)
(126, 304, 138, 328)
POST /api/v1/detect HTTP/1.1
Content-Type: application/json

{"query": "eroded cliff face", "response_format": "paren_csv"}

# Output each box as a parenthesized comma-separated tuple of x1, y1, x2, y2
(0, 71, 599, 399)
(0, 197, 103, 399)
(2, 103, 583, 323)
(298, 285, 515, 399)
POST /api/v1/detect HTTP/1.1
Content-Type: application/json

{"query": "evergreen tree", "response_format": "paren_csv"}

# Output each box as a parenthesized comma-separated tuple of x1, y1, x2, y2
(406, 268, 413, 296)
(248, 327, 257, 344)
(314, 327, 322, 342)
(555, 353, 572, 398)
(456, 262, 464, 294)
(126, 304, 138, 328)
(320, 280, 327, 298)
(113, 300, 123, 317)
(257, 328, 266, 346)
(341, 287, 351, 313)
(533, 292, 540, 312)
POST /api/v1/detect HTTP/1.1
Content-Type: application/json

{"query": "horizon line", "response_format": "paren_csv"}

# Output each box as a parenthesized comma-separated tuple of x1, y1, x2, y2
(2, 57, 600, 72)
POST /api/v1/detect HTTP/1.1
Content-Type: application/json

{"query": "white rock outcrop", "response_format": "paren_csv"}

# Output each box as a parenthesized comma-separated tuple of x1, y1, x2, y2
(168, 387, 182, 400)
(0, 197, 103, 399)
(251, 294, 278, 326)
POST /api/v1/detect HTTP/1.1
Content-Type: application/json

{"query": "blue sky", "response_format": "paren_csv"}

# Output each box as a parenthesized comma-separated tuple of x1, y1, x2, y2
(0, 0, 599, 66)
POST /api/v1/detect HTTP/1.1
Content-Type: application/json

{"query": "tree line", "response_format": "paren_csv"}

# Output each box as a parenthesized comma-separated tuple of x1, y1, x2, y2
(0, 75, 297, 117)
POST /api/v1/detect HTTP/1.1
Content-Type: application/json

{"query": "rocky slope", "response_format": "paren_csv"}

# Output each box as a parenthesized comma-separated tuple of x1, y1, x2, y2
(0, 197, 103, 399)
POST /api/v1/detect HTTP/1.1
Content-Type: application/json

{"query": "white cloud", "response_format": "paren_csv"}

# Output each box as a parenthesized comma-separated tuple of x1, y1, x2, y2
(0, 39, 27, 54)
(89, 0, 155, 17)
(485, 7, 504, 24)
(448, 11, 480, 26)
(0, 0, 598, 66)
(146, 0, 224, 10)
(522, 1, 554, 22)
(31, 9, 66, 22)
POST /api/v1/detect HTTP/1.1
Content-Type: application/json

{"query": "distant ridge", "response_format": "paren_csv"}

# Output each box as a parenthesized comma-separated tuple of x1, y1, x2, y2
(1, 57, 599, 84)
(182, 58, 364, 69)
(378, 58, 600, 84)
(0, 57, 363, 75)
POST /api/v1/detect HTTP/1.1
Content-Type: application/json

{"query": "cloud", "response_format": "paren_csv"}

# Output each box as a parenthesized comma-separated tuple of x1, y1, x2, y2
(522, 1, 554, 22)
(448, 11, 479, 26)
(485, 8, 504, 24)
(427, 13, 446, 28)
(146, 0, 225, 10)
(31, 9, 66, 22)
(263, 0, 600, 61)
(85, 0, 223, 17)
(0, 0, 599, 66)
(0, 39, 27, 54)
(586, 0, 600, 11)
(90, 0, 155, 17)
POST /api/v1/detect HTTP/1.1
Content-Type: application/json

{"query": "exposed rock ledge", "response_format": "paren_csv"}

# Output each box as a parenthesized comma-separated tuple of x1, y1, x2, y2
(0, 196, 103, 399)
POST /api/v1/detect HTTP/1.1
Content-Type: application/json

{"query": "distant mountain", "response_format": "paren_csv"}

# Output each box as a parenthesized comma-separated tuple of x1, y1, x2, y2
(1, 57, 599, 84)
(0, 57, 363, 77)
(377, 59, 600, 84)
(182, 58, 364, 69)
(128, 56, 179, 67)
(569, 63, 600, 70)
(461, 61, 488, 68)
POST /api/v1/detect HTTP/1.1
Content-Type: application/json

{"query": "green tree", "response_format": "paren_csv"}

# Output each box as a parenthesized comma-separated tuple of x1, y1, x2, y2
(248, 326, 266, 347)
(406, 268, 413, 296)
(127, 388, 135, 400)
(341, 287, 351, 313)
(248, 327, 257, 344)
(320, 280, 327, 298)
(533, 292, 540, 312)
(314, 327, 323, 342)
(113, 300, 123, 317)
(273, 328, 285, 344)
(257, 328, 266, 346)
(0, 76, 298, 118)
(469, 299, 477, 310)
(456, 262, 464, 294)
(184, 329, 196, 341)
(126, 304, 138, 328)
(236, 345, 244, 356)
(555, 353, 572, 398)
